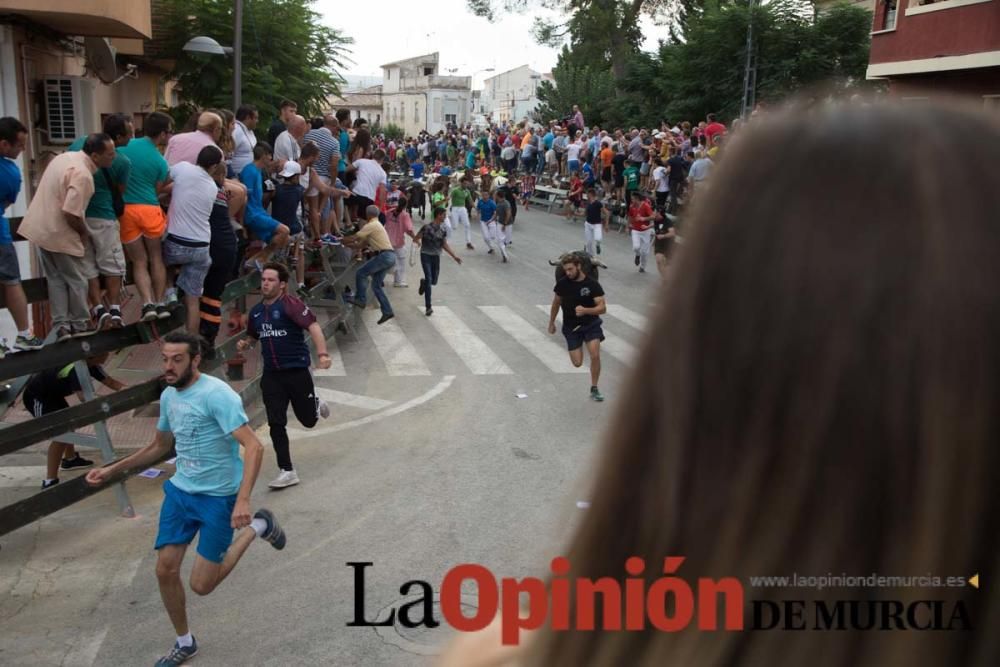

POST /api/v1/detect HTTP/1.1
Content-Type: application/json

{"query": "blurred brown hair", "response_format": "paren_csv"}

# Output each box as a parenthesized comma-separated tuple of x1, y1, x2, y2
(521, 100, 1000, 666)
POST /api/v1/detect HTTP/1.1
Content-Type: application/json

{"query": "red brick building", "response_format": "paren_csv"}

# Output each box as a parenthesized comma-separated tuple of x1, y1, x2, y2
(867, 0, 1000, 108)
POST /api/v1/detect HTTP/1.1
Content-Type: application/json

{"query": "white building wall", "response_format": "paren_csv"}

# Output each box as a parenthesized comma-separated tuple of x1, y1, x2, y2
(483, 65, 542, 123)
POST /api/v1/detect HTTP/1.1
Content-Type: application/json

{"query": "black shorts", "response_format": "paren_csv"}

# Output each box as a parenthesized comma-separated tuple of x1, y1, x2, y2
(24, 392, 69, 417)
(563, 318, 605, 351)
(655, 236, 674, 256)
(601, 167, 612, 182)
(614, 175, 625, 188)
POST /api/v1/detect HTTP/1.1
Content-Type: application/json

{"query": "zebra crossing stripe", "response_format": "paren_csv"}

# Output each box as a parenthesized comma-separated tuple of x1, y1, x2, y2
(478, 306, 586, 374)
(361, 310, 432, 376)
(537, 306, 637, 366)
(419, 306, 513, 375)
(606, 304, 647, 331)
(312, 335, 346, 377)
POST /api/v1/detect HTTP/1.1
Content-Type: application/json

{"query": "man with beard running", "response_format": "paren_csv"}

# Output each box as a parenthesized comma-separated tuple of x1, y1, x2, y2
(548, 254, 607, 402)
(237, 263, 332, 488)
(86, 331, 285, 666)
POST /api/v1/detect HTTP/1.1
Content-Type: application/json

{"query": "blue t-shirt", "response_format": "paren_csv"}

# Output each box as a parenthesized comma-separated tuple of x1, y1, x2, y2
(543, 132, 555, 150)
(338, 129, 349, 173)
(248, 294, 317, 371)
(405, 146, 417, 162)
(582, 162, 595, 186)
(477, 198, 497, 222)
(465, 150, 476, 170)
(411, 162, 425, 179)
(0, 156, 21, 245)
(157, 374, 249, 496)
(239, 162, 265, 213)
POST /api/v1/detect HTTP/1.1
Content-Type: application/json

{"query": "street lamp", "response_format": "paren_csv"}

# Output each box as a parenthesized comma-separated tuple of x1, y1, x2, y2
(181, 0, 243, 110)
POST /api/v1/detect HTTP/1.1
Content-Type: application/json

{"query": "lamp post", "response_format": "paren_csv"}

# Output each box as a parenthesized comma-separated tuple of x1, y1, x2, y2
(181, 0, 243, 111)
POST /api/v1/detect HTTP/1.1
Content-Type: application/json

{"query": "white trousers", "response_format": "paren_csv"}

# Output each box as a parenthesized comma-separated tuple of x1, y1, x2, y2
(393, 246, 407, 284)
(631, 228, 654, 269)
(584, 222, 604, 256)
(501, 223, 512, 246)
(450, 206, 472, 245)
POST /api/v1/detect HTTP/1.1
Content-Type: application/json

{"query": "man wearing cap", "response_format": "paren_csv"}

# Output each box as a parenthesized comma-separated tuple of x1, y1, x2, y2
(343, 205, 396, 325)
(271, 160, 307, 288)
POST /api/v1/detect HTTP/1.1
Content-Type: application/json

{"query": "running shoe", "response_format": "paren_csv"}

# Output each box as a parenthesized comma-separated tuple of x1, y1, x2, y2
(14, 333, 44, 351)
(164, 287, 179, 306)
(596, 242, 602, 255)
(41, 479, 59, 490)
(253, 508, 287, 549)
(140, 304, 159, 322)
(465, 243, 475, 250)
(54, 326, 74, 342)
(377, 313, 394, 325)
(60, 455, 94, 470)
(0, 339, 9, 358)
(634, 253, 640, 266)
(590, 387, 605, 402)
(425, 307, 433, 317)
(418, 279, 425, 296)
(93, 305, 112, 329)
(156, 303, 172, 320)
(393, 282, 409, 288)
(268, 470, 300, 489)
(320, 234, 342, 246)
(108, 307, 124, 328)
(316, 398, 330, 420)
(639, 267, 645, 273)
(154, 638, 198, 666)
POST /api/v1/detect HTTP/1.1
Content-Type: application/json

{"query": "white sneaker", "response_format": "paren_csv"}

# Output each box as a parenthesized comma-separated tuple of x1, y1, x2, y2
(268, 470, 300, 489)
(316, 399, 330, 420)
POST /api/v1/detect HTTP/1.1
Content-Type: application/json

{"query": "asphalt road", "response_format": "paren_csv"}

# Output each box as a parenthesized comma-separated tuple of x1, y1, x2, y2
(0, 205, 662, 667)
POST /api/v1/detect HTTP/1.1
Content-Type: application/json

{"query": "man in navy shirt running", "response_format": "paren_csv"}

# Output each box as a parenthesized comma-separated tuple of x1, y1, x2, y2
(237, 263, 332, 488)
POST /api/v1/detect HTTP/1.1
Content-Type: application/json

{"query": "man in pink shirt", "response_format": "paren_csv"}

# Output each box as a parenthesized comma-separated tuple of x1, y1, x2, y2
(164, 112, 223, 167)
(19, 134, 116, 339)
(384, 195, 415, 287)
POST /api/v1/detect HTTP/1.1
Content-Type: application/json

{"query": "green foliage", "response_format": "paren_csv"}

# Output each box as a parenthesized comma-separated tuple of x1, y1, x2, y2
(539, 1, 873, 127)
(380, 123, 405, 142)
(158, 0, 352, 133)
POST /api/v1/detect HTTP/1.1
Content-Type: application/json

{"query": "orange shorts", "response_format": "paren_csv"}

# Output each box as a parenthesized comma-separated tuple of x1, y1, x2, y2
(120, 204, 166, 244)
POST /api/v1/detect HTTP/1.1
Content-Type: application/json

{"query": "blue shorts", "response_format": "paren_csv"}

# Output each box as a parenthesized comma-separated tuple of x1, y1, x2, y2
(245, 211, 280, 244)
(563, 317, 605, 351)
(154, 480, 236, 563)
(568, 159, 580, 173)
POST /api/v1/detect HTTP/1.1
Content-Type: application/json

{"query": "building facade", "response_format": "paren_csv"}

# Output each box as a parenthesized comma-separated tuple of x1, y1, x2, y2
(328, 85, 383, 127)
(380, 53, 471, 137)
(867, 0, 1000, 105)
(481, 65, 543, 125)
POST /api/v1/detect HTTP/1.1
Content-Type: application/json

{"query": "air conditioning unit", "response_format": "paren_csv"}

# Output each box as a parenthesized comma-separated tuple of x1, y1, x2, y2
(43, 76, 97, 144)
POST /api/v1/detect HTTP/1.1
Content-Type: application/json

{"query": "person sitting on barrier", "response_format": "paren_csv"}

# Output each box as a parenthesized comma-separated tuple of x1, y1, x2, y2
(86, 331, 285, 667)
(23, 352, 126, 489)
(164, 145, 224, 334)
(239, 142, 289, 271)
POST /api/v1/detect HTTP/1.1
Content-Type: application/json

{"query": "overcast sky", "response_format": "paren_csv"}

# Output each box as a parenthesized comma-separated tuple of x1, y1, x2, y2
(314, 0, 672, 89)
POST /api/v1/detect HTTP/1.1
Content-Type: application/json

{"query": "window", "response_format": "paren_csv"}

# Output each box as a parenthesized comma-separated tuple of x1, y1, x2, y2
(883, 0, 897, 29)
(906, 0, 994, 14)
(414, 101, 420, 123)
(423, 66, 434, 76)
(445, 113, 457, 125)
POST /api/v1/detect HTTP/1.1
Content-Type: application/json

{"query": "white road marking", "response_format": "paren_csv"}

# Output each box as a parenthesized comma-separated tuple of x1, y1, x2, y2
(478, 306, 586, 374)
(361, 311, 431, 376)
(312, 335, 346, 376)
(0, 465, 48, 488)
(606, 304, 647, 331)
(63, 627, 107, 667)
(537, 306, 637, 366)
(315, 387, 392, 411)
(420, 306, 513, 375)
(286, 375, 455, 438)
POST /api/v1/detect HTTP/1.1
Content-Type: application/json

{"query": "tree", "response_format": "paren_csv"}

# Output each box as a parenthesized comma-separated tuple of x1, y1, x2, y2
(158, 0, 352, 131)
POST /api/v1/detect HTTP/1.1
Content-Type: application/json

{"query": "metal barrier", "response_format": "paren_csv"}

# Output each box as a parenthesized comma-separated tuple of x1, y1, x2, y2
(0, 244, 357, 538)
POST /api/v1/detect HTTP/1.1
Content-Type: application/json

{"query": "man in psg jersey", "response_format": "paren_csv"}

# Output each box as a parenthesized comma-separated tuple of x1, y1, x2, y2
(237, 262, 332, 489)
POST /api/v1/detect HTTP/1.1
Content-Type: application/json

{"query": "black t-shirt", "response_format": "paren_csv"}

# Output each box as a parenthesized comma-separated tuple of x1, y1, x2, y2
(585, 200, 603, 224)
(668, 156, 689, 183)
(271, 182, 304, 235)
(554, 276, 605, 330)
(26, 364, 107, 401)
(612, 153, 627, 177)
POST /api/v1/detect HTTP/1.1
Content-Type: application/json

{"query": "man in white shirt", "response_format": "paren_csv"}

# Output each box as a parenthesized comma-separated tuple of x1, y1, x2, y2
(230, 105, 259, 176)
(349, 149, 386, 220)
(652, 159, 670, 210)
(273, 114, 306, 169)
(164, 145, 224, 333)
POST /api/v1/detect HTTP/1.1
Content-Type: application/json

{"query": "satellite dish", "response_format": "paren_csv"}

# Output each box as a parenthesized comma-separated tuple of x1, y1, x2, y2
(84, 37, 118, 84)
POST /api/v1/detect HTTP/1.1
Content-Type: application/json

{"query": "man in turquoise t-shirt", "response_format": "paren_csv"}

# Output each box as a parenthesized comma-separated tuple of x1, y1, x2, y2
(117, 111, 173, 322)
(68, 112, 133, 328)
(86, 332, 286, 666)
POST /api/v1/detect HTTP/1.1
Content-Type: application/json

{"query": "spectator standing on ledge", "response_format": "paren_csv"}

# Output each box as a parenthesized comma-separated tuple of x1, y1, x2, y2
(230, 105, 259, 177)
(68, 112, 134, 329)
(0, 116, 44, 352)
(19, 133, 116, 339)
(267, 99, 297, 148)
(119, 111, 173, 322)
